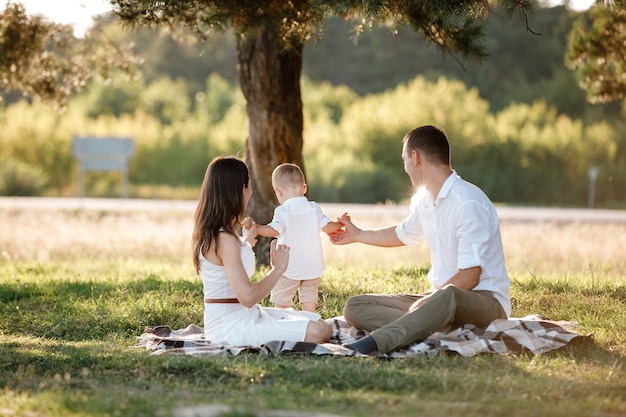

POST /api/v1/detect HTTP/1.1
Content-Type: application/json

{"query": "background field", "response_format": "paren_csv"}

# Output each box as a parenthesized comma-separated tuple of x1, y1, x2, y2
(1, 199, 625, 417)
(2, 199, 624, 277)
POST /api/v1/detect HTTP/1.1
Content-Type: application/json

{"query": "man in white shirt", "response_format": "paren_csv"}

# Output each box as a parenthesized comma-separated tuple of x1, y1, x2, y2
(330, 125, 511, 354)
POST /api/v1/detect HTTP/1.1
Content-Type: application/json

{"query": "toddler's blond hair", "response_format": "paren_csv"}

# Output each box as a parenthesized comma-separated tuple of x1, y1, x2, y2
(272, 163, 305, 189)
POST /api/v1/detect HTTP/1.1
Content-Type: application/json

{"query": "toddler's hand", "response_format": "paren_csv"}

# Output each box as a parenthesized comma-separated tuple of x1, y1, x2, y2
(330, 212, 358, 245)
(241, 217, 257, 247)
(338, 212, 351, 222)
(241, 217, 254, 230)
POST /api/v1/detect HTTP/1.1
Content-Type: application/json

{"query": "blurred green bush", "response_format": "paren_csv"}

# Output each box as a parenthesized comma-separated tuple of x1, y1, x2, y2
(0, 157, 48, 196)
(0, 73, 624, 207)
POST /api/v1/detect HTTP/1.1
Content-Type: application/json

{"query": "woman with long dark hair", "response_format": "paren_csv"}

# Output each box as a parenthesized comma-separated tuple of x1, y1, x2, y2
(192, 156, 332, 346)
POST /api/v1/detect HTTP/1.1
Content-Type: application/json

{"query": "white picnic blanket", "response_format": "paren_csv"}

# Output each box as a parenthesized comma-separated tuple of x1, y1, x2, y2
(134, 314, 592, 358)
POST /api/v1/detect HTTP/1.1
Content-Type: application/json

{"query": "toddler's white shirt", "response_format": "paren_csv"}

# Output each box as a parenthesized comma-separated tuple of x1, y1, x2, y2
(268, 196, 331, 280)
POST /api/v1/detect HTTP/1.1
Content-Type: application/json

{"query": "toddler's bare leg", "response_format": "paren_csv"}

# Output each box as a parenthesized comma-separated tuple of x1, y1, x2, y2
(301, 302, 317, 312)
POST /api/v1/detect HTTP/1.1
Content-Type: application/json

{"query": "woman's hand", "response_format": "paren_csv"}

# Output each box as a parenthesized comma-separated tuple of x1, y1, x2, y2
(269, 239, 289, 273)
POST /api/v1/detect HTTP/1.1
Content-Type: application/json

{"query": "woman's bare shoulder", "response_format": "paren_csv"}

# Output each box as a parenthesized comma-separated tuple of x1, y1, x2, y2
(217, 230, 242, 249)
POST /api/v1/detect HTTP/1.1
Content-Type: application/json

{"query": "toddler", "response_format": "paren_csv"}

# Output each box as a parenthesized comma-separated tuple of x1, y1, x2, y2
(244, 163, 341, 312)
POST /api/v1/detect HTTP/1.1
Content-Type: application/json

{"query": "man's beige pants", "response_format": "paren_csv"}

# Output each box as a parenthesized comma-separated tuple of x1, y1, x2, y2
(343, 285, 507, 354)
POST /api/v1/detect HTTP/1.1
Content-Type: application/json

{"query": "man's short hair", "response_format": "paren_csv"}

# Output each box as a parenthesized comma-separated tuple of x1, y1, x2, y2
(403, 125, 450, 166)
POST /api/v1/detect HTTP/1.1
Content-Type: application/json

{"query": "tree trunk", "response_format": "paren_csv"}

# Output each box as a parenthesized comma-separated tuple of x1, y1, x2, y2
(237, 23, 305, 265)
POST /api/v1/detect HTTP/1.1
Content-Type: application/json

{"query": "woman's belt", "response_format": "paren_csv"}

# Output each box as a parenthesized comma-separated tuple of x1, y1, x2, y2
(204, 298, 239, 304)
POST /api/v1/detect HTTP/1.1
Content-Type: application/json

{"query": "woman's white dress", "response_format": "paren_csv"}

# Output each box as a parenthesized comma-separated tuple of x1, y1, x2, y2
(200, 236, 320, 346)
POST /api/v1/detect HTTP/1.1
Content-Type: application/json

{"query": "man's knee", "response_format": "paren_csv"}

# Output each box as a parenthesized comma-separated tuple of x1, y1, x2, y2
(343, 295, 368, 327)
(435, 285, 499, 327)
(428, 284, 456, 303)
(424, 285, 462, 321)
(434, 284, 462, 303)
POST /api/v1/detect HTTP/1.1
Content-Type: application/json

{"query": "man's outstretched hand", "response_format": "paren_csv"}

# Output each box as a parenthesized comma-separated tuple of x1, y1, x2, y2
(328, 212, 358, 245)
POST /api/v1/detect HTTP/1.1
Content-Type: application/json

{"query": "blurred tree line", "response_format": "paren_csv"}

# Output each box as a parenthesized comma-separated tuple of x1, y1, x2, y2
(88, 5, 620, 121)
(0, 4, 624, 207)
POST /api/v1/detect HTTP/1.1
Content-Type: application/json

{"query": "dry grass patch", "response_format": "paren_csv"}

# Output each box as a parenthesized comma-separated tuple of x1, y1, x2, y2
(3, 204, 624, 278)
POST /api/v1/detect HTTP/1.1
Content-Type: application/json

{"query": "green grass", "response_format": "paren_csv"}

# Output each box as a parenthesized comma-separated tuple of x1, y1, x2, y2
(1, 258, 625, 417)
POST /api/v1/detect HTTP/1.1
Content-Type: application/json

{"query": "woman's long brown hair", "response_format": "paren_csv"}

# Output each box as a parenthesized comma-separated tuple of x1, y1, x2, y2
(192, 156, 249, 274)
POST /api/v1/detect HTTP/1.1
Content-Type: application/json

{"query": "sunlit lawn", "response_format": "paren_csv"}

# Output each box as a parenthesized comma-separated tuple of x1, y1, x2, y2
(0, 203, 625, 417)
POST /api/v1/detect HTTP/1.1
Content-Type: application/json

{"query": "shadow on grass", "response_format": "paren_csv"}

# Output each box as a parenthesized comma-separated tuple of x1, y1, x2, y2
(0, 275, 203, 341)
(4, 271, 378, 341)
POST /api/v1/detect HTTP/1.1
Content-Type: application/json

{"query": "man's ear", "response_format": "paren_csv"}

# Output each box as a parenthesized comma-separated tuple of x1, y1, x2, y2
(413, 149, 423, 165)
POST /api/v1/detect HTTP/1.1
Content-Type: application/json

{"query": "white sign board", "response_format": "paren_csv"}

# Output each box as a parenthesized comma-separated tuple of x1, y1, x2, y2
(72, 137, 135, 198)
